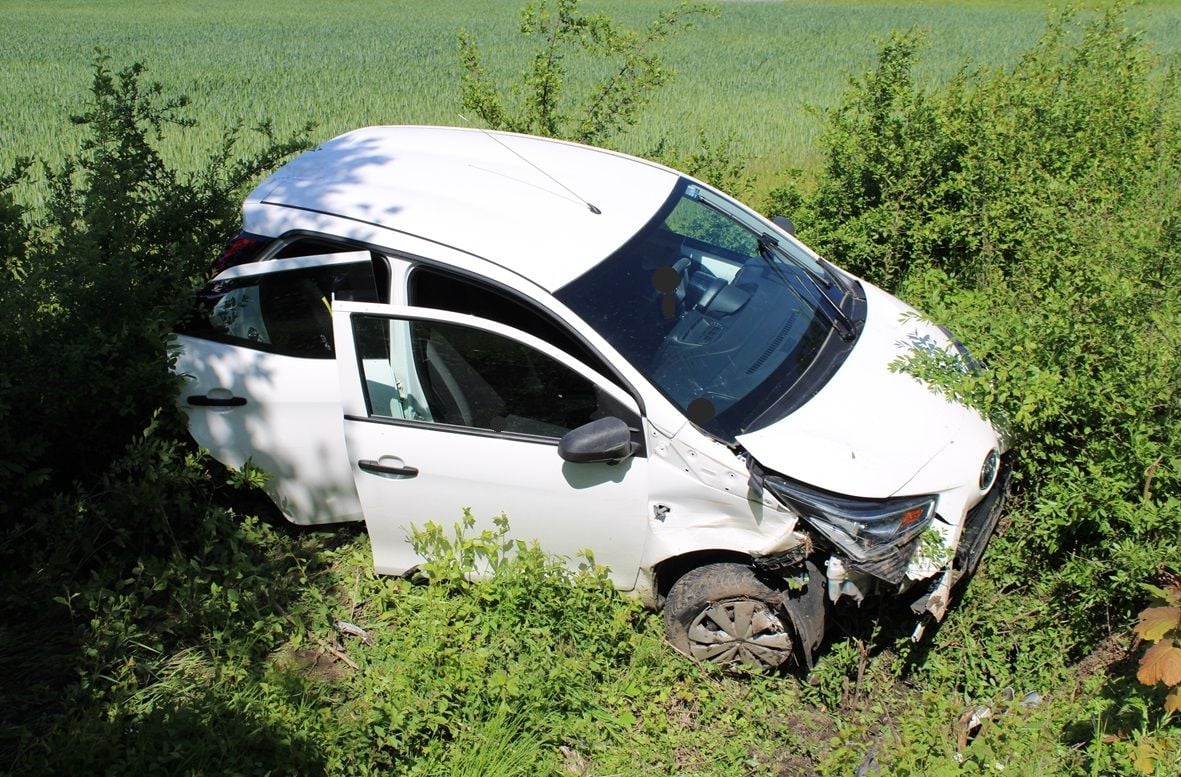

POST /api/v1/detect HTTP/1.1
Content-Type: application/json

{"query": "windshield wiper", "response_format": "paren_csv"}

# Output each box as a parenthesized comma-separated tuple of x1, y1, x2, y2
(758, 233, 856, 341)
(684, 187, 856, 341)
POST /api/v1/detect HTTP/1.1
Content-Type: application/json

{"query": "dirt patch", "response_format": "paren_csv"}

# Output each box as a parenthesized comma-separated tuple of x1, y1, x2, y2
(1075, 632, 1135, 681)
(276, 645, 352, 682)
(762, 703, 841, 776)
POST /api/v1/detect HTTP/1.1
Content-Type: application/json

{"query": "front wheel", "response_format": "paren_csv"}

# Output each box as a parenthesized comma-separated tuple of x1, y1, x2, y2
(663, 562, 794, 670)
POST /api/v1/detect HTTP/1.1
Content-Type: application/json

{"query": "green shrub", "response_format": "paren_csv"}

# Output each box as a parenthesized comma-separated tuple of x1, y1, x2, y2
(773, 3, 1180, 653)
(458, 0, 716, 146)
(765, 7, 1181, 770)
(0, 53, 313, 767)
(1, 55, 310, 499)
(769, 4, 1179, 292)
(0, 49, 312, 544)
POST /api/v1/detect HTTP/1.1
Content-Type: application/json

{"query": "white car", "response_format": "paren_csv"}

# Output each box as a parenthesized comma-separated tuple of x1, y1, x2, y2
(174, 126, 1009, 670)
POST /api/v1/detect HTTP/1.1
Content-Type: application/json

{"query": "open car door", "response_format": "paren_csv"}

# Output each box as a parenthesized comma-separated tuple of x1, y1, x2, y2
(333, 300, 650, 590)
(174, 251, 382, 524)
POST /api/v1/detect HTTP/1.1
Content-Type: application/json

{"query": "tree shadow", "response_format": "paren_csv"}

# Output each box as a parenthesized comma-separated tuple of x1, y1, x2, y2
(0, 435, 360, 773)
(14, 676, 332, 775)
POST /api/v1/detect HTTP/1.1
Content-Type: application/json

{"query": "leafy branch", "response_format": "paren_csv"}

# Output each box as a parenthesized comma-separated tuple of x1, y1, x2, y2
(458, 0, 716, 146)
(1134, 578, 1181, 715)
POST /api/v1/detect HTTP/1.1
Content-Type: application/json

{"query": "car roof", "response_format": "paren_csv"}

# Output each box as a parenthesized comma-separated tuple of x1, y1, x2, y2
(244, 126, 681, 291)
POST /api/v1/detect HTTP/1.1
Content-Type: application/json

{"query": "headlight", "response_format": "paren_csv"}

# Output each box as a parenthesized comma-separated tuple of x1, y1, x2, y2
(763, 475, 936, 564)
(980, 449, 1000, 491)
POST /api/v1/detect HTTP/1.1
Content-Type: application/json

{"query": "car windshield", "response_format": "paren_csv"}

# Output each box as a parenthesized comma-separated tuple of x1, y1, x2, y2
(556, 178, 839, 440)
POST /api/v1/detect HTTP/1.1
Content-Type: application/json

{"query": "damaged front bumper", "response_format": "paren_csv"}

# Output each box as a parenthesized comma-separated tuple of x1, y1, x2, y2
(905, 453, 1014, 638)
(753, 454, 1013, 639)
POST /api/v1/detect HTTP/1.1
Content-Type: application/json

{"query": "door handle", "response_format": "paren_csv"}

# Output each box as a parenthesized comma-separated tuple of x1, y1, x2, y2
(358, 459, 419, 478)
(187, 394, 247, 407)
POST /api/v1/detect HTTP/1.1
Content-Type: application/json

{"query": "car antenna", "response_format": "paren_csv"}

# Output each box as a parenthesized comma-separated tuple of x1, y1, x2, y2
(459, 115, 602, 215)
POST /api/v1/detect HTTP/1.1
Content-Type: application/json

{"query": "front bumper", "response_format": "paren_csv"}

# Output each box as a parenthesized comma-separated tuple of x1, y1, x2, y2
(905, 453, 1014, 630)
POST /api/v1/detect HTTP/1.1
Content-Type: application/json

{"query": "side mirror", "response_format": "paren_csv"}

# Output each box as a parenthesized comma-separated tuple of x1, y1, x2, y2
(558, 416, 639, 464)
(772, 215, 796, 236)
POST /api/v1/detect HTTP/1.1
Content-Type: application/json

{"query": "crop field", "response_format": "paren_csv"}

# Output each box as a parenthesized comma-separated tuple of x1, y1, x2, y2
(4, 0, 1180, 188)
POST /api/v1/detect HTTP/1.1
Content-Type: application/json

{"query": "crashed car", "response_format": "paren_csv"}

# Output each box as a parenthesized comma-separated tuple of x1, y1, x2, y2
(174, 126, 1010, 669)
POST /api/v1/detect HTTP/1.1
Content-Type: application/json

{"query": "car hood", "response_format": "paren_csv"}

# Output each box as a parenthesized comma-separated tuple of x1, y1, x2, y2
(735, 282, 970, 498)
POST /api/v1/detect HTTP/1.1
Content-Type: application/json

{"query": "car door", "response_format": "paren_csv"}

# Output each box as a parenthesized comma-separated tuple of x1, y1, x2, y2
(174, 251, 383, 524)
(333, 300, 650, 590)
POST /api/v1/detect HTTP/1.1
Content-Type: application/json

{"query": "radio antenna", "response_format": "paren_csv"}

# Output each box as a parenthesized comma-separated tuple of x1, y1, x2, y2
(459, 116, 602, 215)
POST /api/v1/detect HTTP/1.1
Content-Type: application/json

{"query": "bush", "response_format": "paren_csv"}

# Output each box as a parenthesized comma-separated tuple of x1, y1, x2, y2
(769, 5, 1179, 293)
(0, 54, 313, 766)
(767, 13, 1180, 771)
(0, 55, 311, 503)
(458, 0, 715, 146)
(772, 4, 1180, 654)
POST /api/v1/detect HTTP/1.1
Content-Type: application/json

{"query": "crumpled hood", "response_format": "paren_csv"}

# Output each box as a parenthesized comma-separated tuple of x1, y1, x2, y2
(736, 283, 969, 498)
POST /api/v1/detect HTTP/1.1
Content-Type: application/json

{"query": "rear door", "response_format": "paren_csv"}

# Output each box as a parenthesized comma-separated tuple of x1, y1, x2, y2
(174, 251, 382, 524)
(333, 300, 650, 589)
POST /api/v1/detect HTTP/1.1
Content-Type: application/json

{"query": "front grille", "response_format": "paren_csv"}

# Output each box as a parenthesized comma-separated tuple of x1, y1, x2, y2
(848, 532, 924, 585)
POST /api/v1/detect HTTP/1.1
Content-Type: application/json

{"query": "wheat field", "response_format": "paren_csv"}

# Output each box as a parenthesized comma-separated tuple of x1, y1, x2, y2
(4, 0, 1179, 186)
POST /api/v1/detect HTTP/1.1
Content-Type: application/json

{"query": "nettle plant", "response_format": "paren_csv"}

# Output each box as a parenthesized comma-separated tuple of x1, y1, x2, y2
(1135, 580, 1181, 714)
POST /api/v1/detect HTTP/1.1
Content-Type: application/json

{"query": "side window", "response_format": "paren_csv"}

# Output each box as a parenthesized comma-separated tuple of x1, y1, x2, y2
(664, 194, 760, 259)
(181, 260, 381, 358)
(407, 267, 618, 383)
(353, 315, 602, 439)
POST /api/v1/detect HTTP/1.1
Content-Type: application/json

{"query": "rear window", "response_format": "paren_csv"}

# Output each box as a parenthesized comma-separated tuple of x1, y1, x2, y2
(180, 260, 381, 358)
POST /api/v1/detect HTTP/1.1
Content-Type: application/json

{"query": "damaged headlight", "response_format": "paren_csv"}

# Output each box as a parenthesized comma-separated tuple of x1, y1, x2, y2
(763, 475, 936, 565)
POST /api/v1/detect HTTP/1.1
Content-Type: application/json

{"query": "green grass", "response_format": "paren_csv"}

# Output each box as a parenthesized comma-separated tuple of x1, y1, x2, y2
(4, 0, 1179, 192)
(17, 504, 1173, 775)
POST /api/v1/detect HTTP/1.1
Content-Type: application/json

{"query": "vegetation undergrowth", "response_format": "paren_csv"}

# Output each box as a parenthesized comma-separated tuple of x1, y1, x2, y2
(768, 3, 1180, 773)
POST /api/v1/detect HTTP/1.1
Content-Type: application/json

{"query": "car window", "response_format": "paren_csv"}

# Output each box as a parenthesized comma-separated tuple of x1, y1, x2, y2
(180, 260, 381, 358)
(664, 194, 761, 259)
(407, 267, 618, 382)
(352, 314, 602, 439)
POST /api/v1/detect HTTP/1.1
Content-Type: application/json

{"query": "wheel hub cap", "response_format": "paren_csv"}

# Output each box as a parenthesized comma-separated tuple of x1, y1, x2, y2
(687, 598, 792, 669)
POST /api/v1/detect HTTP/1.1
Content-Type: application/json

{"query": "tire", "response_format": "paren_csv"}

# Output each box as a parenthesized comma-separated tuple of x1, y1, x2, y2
(663, 562, 794, 670)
